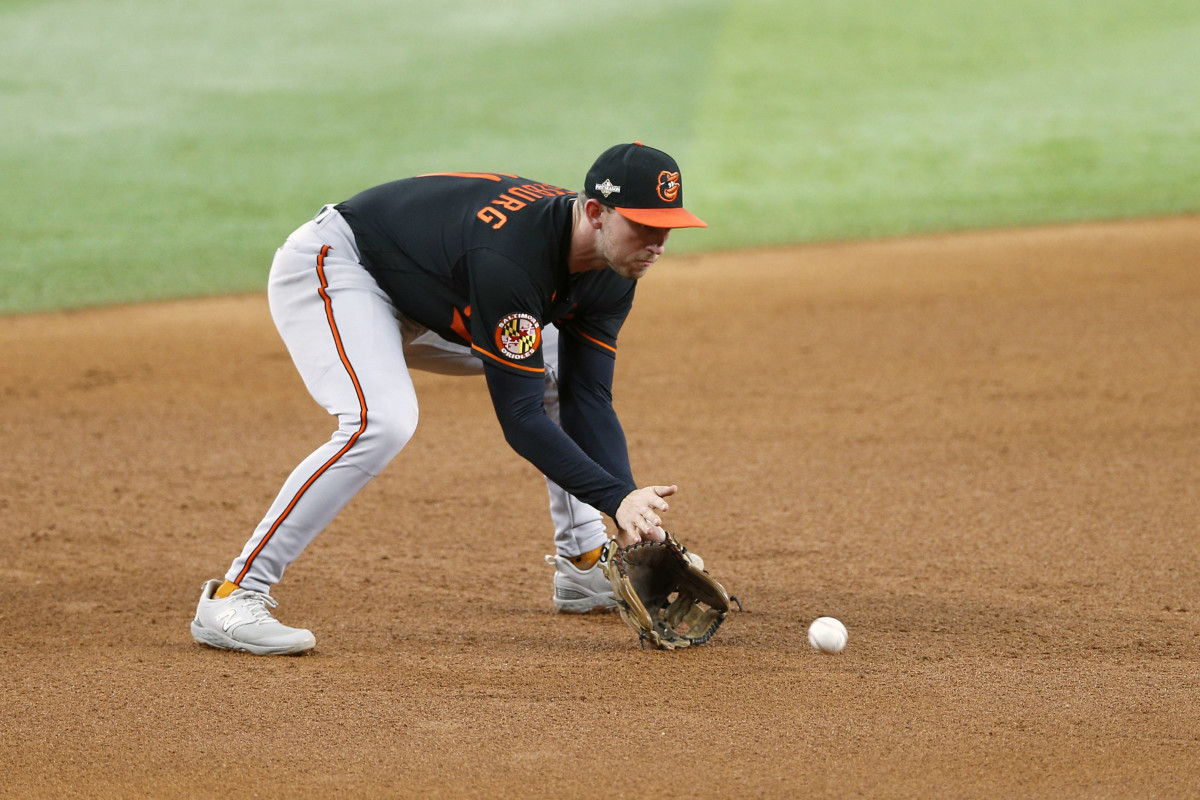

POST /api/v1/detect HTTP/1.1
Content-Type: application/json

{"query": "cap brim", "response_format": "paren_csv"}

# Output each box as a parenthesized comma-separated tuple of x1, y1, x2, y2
(616, 206, 708, 229)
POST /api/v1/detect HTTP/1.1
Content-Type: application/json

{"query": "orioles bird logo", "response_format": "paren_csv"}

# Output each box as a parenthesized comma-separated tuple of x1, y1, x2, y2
(656, 170, 681, 203)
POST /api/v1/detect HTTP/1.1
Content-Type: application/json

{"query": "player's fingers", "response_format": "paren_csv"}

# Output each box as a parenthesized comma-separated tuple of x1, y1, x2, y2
(645, 488, 674, 512)
(618, 518, 664, 545)
(615, 527, 638, 548)
(616, 486, 676, 544)
(627, 516, 653, 538)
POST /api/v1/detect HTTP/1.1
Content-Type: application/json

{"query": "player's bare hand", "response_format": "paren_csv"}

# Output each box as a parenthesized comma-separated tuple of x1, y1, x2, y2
(614, 485, 677, 547)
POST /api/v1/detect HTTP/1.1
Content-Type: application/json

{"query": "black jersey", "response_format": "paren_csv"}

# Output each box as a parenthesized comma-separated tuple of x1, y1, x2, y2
(336, 173, 636, 377)
(334, 172, 639, 517)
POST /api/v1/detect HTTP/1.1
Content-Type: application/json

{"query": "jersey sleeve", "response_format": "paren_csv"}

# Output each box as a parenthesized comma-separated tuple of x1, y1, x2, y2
(556, 275, 636, 358)
(483, 362, 635, 517)
(466, 251, 549, 377)
(555, 330, 635, 489)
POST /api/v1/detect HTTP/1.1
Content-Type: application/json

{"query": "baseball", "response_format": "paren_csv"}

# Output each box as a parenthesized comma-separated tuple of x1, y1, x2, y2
(807, 616, 848, 654)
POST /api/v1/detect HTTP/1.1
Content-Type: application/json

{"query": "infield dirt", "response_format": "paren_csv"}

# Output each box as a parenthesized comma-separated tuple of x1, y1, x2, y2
(2, 217, 1198, 799)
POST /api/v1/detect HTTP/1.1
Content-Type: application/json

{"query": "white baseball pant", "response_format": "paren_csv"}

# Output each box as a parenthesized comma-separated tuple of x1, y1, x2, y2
(225, 206, 608, 592)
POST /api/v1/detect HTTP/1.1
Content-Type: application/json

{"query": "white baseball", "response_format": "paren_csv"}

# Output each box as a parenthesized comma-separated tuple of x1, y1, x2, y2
(807, 616, 848, 654)
(685, 551, 705, 571)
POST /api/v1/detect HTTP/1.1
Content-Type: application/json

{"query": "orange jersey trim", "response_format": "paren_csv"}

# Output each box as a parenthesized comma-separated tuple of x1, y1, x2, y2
(471, 344, 546, 374)
(235, 245, 369, 585)
(450, 307, 471, 343)
(573, 329, 617, 355)
(418, 172, 520, 181)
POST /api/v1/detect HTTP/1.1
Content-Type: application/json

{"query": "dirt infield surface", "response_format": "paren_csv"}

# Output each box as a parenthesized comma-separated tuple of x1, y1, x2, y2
(2, 217, 1199, 799)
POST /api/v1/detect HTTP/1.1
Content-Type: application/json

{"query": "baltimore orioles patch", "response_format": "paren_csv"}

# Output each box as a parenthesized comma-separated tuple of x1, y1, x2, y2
(494, 313, 542, 359)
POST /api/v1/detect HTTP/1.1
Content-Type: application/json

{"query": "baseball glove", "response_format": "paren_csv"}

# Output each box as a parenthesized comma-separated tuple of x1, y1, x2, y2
(599, 533, 732, 650)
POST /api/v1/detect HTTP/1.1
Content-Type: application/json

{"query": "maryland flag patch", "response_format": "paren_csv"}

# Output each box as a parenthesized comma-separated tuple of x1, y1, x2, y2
(494, 313, 542, 360)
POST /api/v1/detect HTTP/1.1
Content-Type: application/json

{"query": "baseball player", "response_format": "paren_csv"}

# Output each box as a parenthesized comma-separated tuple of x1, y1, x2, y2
(190, 142, 706, 655)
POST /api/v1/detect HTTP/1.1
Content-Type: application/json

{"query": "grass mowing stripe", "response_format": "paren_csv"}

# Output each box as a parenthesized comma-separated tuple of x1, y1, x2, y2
(1, 0, 1197, 313)
(689, 0, 1200, 245)
(0, 0, 725, 313)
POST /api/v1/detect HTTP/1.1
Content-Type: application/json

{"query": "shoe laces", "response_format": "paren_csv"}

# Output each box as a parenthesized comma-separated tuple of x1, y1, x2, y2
(234, 590, 280, 625)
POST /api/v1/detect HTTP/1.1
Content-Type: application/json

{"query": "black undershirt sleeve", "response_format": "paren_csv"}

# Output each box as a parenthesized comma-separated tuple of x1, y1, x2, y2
(484, 360, 635, 519)
(555, 329, 635, 489)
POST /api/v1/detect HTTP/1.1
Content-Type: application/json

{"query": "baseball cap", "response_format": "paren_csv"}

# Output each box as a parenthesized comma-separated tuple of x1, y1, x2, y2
(584, 142, 707, 229)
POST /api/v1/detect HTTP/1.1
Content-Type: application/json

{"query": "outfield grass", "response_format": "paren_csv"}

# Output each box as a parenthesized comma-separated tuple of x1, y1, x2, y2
(2, 0, 1197, 313)
(692, 0, 1200, 243)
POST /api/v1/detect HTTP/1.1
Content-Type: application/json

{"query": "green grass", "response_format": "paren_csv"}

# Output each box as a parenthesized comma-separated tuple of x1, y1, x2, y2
(691, 0, 1200, 243)
(2, 0, 1197, 314)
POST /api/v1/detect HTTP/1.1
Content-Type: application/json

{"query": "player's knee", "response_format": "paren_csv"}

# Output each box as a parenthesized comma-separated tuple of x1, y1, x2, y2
(367, 406, 418, 459)
(342, 404, 417, 471)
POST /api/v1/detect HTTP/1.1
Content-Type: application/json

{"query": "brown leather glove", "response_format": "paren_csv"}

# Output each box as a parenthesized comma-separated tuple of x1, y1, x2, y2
(600, 533, 732, 650)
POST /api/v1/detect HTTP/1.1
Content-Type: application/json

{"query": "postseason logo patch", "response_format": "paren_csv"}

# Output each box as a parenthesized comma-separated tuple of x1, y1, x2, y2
(494, 313, 542, 360)
(595, 178, 621, 198)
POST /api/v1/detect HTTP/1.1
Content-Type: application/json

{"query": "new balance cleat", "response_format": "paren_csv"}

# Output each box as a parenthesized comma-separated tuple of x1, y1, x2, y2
(190, 579, 316, 655)
(544, 554, 617, 613)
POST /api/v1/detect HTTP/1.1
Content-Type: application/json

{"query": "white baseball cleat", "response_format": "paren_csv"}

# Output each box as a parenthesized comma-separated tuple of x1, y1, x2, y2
(190, 579, 316, 655)
(545, 554, 617, 613)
